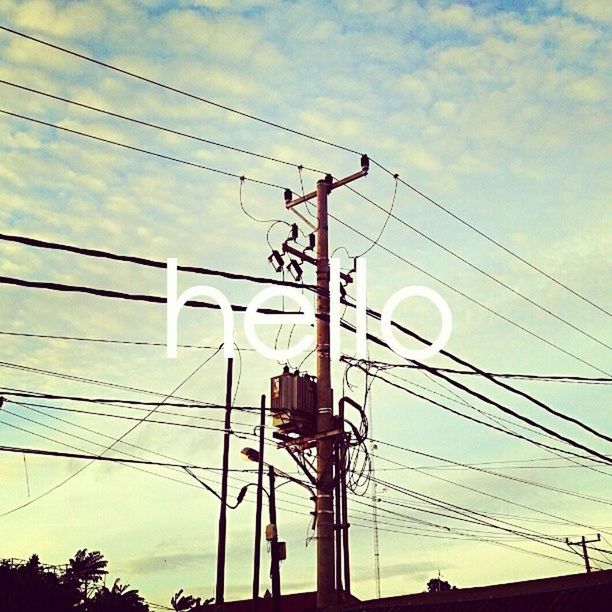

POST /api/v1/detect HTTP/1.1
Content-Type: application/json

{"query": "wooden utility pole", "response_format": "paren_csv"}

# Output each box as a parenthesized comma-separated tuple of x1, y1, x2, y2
(215, 357, 234, 606)
(315, 176, 335, 609)
(268, 466, 281, 612)
(566, 534, 601, 573)
(252, 395, 266, 612)
(285, 156, 369, 609)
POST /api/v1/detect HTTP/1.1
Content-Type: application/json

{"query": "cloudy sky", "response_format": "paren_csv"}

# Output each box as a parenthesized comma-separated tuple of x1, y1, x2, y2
(0, 0, 610, 607)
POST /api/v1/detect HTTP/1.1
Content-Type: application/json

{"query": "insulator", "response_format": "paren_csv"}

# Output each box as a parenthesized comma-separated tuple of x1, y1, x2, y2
(268, 249, 284, 272)
(288, 259, 303, 282)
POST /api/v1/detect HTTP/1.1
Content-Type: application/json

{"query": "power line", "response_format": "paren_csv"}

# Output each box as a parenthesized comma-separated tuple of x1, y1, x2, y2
(343, 297, 611, 442)
(376, 459, 610, 471)
(350, 495, 586, 544)
(1, 378, 604, 568)
(390, 368, 612, 479)
(1, 24, 605, 318)
(358, 472, 593, 559)
(347, 362, 612, 466)
(4, 270, 608, 462)
(378, 495, 611, 527)
(350, 520, 583, 568)
(370, 160, 611, 318)
(344, 305, 612, 442)
(0, 388, 280, 432)
(349, 359, 611, 384)
(351, 500, 608, 564)
(0, 109, 287, 190)
(4, 229, 606, 386)
(7, 326, 605, 384)
(0, 419, 259, 475)
(0, 232, 315, 292)
(0, 347, 224, 517)
(0, 415, 299, 519)
(332, 215, 608, 375)
(0, 443, 201, 469)
(350, 501, 560, 544)
(0, 395, 307, 525)
(0, 25, 361, 155)
(0, 388, 259, 411)
(344, 184, 610, 350)
(3, 243, 608, 455)
(4, 229, 606, 387)
(0, 361, 218, 403)
(3, 268, 609, 463)
(349, 500, 611, 567)
(353, 175, 398, 258)
(2, 398, 248, 435)
(371, 446, 612, 507)
(10, 364, 592, 564)
(0, 273, 300, 313)
(0, 79, 324, 174)
(339, 319, 612, 465)
(0, 329, 256, 351)
(0, 396, 258, 465)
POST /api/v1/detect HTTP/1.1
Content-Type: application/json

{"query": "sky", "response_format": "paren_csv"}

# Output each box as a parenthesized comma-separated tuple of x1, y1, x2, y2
(0, 0, 610, 608)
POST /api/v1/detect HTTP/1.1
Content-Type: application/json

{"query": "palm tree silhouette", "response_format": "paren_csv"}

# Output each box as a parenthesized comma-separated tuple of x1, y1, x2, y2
(90, 578, 149, 611)
(64, 549, 108, 601)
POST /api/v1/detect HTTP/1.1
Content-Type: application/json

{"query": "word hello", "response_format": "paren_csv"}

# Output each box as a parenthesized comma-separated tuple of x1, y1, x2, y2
(166, 258, 452, 361)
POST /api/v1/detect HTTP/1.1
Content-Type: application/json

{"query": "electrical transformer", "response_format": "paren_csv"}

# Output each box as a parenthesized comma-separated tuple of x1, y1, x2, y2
(270, 366, 317, 437)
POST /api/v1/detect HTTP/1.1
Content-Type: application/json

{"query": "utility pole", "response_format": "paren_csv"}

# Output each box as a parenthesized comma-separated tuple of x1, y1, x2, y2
(285, 156, 369, 609)
(252, 395, 266, 612)
(566, 534, 601, 573)
(315, 175, 336, 610)
(268, 465, 281, 612)
(243, 446, 314, 612)
(215, 357, 234, 606)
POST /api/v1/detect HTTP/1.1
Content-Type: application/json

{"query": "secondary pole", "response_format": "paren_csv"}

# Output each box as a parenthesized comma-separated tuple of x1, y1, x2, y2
(269, 466, 281, 612)
(581, 537, 592, 573)
(215, 357, 234, 606)
(252, 395, 266, 612)
(316, 176, 336, 609)
(566, 534, 600, 573)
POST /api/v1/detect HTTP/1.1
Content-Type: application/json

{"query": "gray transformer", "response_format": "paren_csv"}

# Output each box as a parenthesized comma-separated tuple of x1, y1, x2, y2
(270, 367, 317, 437)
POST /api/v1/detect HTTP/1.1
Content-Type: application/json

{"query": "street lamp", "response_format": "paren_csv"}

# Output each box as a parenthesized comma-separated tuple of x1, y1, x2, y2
(241, 447, 317, 612)
(241, 447, 283, 612)
(241, 448, 314, 496)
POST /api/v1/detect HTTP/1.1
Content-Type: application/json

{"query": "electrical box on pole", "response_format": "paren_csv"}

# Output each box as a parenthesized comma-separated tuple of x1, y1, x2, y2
(270, 366, 317, 437)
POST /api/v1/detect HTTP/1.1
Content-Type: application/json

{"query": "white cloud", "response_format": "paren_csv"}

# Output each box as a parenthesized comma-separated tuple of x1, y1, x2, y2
(567, 75, 607, 102)
(402, 147, 440, 173)
(566, 0, 612, 23)
(12, 0, 107, 37)
(433, 100, 456, 119)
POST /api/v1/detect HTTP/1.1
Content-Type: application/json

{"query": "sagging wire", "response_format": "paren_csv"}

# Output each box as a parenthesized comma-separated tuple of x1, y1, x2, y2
(232, 342, 243, 406)
(354, 174, 399, 258)
(341, 362, 373, 496)
(298, 165, 320, 232)
(183, 467, 250, 509)
(238, 176, 285, 224)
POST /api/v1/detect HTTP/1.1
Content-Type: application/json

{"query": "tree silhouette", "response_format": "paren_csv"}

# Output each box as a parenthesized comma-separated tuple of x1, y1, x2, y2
(0, 550, 151, 612)
(64, 549, 108, 593)
(90, 578, 148, 612)
(171, 589, 213, 611)
(427, 577, 455, 592)
(0, 555, 78, 612)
